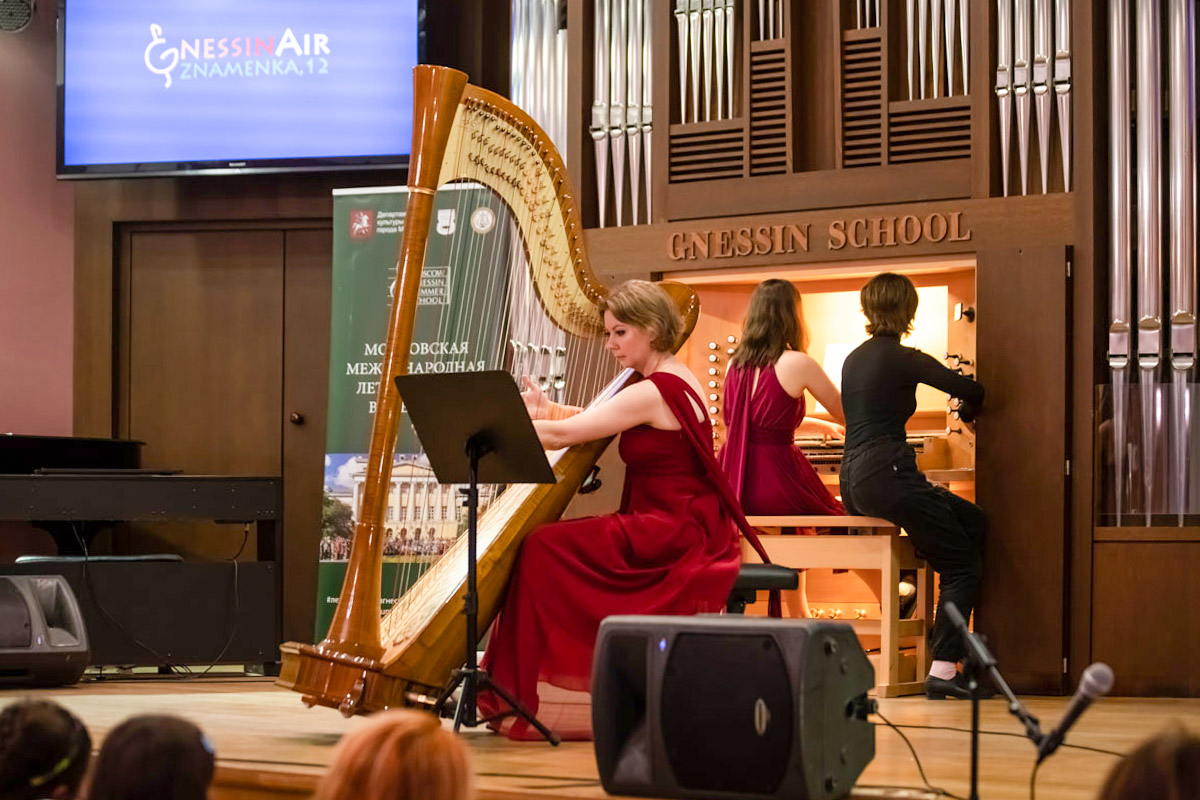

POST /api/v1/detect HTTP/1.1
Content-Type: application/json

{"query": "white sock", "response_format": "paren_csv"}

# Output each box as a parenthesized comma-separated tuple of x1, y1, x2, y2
(928, 660, 957, 680)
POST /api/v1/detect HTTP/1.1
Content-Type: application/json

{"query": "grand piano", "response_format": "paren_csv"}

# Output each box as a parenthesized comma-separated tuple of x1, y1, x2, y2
(0, 434, 282, 671)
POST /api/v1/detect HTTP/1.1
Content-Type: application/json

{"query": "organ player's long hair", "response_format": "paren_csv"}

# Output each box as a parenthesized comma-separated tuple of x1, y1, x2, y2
(730, 279, 810, 368)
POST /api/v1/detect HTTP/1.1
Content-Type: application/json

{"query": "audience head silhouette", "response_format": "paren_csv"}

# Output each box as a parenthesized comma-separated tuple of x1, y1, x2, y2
(315, 710, 473, 800)
(0, 699, 91, 800)
(1097, 726, 1200, 800)
(87, 714, 214, 800)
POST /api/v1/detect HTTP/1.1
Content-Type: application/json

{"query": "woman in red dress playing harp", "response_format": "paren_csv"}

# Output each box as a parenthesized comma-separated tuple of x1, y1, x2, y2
(478, 280, 769, 741)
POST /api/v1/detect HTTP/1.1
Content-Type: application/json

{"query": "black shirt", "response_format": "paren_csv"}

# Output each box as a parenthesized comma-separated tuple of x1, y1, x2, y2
(841, 333, 985, 450)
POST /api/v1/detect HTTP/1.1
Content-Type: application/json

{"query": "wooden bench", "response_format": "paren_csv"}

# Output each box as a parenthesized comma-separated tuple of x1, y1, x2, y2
(743, 515, 934, 698)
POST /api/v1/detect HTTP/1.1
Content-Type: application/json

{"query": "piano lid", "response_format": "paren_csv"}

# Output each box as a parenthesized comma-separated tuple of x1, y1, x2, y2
(0, 434, 144, 474)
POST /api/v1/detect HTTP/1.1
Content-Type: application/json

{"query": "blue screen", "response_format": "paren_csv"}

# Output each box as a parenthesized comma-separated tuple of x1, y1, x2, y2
(60, 0, 418, 172)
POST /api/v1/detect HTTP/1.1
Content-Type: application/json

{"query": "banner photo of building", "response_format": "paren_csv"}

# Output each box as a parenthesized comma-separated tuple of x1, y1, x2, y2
(316, 183, 509, 639)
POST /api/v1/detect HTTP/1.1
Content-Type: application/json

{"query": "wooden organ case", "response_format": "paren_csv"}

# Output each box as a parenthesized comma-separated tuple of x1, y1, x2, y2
(565, 0, 1136, 695)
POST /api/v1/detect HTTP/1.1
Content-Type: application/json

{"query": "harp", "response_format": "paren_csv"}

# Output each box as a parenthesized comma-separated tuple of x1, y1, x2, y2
(277, 65, 699, 715)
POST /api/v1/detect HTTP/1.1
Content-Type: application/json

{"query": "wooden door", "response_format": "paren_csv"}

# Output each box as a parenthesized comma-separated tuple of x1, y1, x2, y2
(975, 245, 1071, 693)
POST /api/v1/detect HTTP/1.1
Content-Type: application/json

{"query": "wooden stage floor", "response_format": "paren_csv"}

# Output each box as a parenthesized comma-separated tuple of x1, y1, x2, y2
(4, 677, 1196, 800)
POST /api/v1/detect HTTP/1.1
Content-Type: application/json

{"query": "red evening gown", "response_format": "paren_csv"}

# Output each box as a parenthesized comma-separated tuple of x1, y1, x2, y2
(718, 362, 845, 520)
(477, 372, 744, 740)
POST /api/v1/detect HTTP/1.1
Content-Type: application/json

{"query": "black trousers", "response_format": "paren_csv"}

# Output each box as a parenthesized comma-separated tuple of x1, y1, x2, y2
(839, 438, 986, 664)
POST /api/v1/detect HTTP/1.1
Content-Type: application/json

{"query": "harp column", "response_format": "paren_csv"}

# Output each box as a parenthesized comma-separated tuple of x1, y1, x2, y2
(323, 66, 470, 658)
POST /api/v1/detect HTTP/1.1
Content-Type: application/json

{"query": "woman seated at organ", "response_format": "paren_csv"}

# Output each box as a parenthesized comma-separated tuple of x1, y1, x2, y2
(718, 278, 846, 519)
(478, 279, 767, 740)
(717, 279, 847, 617)
(838, 272, 987, 700)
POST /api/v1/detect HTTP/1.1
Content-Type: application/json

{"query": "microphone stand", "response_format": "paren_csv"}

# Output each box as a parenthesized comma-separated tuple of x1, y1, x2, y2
(943, 602, 1045, 800)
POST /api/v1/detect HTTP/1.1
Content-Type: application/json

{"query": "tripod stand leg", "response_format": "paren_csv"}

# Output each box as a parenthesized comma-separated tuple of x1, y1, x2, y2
(433, 671, 465, 724)
(451, 685, 468, 733)
(478, 673, 561, 746)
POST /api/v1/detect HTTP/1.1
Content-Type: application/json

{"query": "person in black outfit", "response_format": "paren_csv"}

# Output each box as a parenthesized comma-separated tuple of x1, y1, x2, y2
(839, 273, 987, 700)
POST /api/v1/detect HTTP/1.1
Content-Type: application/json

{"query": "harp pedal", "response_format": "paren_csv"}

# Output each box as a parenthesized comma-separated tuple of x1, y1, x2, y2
(338, 670, 368, 718)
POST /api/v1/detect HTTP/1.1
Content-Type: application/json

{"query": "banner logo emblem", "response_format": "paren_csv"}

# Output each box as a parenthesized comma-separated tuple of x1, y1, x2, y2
(470, 206, 496, 234)
(350, 210, 375, 240)
(145, 24, 180, 89)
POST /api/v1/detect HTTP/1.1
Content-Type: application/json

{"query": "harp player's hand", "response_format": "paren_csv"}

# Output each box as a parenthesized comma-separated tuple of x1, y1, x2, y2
(520, 375, 548, 420)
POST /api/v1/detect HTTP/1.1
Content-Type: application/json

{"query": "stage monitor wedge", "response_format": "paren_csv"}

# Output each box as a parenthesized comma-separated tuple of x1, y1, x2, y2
(0, 575, 89, 687)
(592, 616, 874, 800)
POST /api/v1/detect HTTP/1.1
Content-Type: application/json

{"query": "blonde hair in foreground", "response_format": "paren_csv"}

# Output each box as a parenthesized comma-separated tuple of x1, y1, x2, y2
(314, 710, 473, 800)
(598, 279, 684, 353)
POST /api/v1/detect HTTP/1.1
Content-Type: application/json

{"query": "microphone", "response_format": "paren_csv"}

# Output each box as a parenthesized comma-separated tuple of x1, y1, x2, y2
(1035, 662, 1114, 764)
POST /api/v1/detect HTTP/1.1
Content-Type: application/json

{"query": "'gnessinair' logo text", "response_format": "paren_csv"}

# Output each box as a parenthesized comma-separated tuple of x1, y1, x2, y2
(145, 24, 331, 88)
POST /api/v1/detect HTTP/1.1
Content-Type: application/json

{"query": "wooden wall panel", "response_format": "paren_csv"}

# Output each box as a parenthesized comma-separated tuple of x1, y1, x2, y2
(281, 229, 334, 645)
(663, 159, 971, 220)
(975, 245, 1070, 693)
(1092, 542, 1200, 695)
(588, 194, 1072, 283)
(795, 1, 840, 172)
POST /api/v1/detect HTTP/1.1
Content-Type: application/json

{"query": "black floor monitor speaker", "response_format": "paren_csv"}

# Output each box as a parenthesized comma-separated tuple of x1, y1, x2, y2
(592, 616, 875, 800)
(0, 575, 90, 687)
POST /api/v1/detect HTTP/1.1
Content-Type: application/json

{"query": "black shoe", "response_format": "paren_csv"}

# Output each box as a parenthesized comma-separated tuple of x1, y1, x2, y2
(925, 673, 996, 700)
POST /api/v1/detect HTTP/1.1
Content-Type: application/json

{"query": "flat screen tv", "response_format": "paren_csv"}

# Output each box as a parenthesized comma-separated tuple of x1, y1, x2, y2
(57, 0, 423, 178)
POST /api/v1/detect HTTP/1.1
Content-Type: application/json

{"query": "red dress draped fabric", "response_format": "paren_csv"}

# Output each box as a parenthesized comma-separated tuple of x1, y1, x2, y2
(477, 372, 768, 741)
(718, 363, 845, 525)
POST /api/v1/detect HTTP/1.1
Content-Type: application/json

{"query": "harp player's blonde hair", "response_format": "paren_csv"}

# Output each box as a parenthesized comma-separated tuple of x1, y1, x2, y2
(598, 280, 683, 353)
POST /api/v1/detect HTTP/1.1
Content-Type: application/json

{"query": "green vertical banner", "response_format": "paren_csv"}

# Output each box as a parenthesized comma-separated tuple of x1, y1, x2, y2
(317, 183, 513, 641)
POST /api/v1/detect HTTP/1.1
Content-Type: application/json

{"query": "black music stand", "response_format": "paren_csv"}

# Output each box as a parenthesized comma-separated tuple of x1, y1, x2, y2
(394, 370, 560, 745)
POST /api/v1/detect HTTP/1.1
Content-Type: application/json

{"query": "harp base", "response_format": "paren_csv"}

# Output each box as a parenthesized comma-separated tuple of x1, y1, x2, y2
(276, 640, 431, 717)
